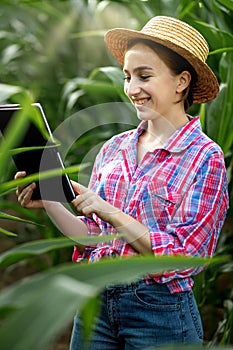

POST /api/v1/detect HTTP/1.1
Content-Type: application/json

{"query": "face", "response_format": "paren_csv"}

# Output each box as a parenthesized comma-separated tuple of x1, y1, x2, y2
(123, 43, 184, 121)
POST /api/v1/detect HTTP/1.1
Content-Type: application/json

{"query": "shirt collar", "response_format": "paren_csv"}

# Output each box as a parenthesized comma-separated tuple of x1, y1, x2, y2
(164, 116, 201, 153)
(119, 116, 202, 154)
(135, 116, 201, 153)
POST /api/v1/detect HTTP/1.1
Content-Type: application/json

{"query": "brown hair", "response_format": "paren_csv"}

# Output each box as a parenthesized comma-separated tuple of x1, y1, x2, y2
(127, 38, 198, 111)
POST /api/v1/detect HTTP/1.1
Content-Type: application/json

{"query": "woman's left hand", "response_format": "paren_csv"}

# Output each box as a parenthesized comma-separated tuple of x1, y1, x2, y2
(71, 181, 120, 222)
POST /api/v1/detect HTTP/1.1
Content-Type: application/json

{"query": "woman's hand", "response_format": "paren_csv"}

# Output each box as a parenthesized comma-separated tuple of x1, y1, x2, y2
(15, 171, 45, 209)
(71, 181, 120, 222)
(71, 181, 152, 253)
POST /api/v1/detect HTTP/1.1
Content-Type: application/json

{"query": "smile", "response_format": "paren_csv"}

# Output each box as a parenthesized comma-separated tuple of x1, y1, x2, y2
(133, 98, 150, 105)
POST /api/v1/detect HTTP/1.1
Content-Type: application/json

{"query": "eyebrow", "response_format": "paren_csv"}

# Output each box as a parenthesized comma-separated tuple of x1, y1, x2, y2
(123, 66, 153, 74)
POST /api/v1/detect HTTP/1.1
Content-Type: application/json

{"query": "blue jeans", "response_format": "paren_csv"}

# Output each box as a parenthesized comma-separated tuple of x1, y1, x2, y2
(70, 280, 203, 350)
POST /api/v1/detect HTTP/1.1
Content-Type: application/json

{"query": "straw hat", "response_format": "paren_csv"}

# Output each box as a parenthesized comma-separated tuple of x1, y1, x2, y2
(104, 16, 219, 104)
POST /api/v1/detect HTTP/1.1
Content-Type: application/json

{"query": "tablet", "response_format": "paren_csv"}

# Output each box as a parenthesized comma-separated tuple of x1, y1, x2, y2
(0, 103, 76, 202)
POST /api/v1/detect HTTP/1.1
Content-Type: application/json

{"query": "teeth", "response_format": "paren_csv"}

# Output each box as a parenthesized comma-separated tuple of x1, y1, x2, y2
(134, 99, 148, 105)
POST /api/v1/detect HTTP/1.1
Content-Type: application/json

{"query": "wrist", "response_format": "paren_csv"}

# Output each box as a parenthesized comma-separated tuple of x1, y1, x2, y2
(103, 206, 122, 224)
(109, 211, 148, 241)
(107, 209, 128, 227)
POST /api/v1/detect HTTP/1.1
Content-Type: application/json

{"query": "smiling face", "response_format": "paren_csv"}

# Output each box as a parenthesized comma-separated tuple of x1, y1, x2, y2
(123, 42, 190, 122)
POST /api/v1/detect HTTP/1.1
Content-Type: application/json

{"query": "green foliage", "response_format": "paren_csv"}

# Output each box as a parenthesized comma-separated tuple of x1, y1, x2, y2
(0, 0, 232, 349)
(0, 252, 226, 349)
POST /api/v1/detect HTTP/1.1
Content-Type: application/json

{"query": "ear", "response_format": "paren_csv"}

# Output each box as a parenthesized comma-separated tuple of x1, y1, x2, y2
(176, 71, 191, 93)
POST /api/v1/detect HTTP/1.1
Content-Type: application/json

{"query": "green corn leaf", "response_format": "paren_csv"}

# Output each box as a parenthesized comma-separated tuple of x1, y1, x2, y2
(0, 254, 227, 309)
(0, 211, 43, 237)
(0, 164, 87, 194)
(0, 143, 61, 157)
(206, 52, 233, 153)
(0, 211, 44, 226)
(0, 83, 23, 103)
(216, 0, 233, 11)
(0, 253, 229, 350)
(0, 274, 98, 350)
(0, 227, 17, 237)
(190, 20, 233, 51)
(0, 235, 124, 267)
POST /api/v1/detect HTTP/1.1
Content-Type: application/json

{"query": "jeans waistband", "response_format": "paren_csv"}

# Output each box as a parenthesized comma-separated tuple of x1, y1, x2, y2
(105, 278, 169, 293)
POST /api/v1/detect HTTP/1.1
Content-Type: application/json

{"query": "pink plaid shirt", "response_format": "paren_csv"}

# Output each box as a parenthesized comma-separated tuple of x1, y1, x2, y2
(72, 116, 229, 293)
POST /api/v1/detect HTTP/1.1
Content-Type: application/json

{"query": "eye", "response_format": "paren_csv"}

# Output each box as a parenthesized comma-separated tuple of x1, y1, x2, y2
(123, 76, 131, 82)
(140, 75, 151, 81)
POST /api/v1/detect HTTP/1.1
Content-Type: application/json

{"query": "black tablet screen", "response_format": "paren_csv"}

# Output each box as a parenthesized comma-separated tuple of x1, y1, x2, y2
(0, 104, 75, 203)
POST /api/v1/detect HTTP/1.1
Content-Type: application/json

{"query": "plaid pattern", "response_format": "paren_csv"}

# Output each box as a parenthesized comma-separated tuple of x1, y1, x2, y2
(72, 116, 229, 293)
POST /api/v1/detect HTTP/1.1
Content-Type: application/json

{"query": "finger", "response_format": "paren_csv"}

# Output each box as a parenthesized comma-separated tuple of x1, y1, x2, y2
(72, 195, 85, 211)
(17, 184, 32, 203)
(14, 171, 26, 180)
(70, 180, 79, 195)
(18, 183, 36, 207)
(81, 206, 94, 218)
(72, 189, 93, 209)
(16, 181, 36, 197)
(74, 202, 93, 218)
(71, 194, 92, 216)
(71, 181, 88, 195)
(15, 171, 28, 196)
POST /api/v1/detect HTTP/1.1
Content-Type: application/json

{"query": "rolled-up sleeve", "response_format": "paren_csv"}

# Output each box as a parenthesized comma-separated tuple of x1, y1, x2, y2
(150, 153, 229, 271)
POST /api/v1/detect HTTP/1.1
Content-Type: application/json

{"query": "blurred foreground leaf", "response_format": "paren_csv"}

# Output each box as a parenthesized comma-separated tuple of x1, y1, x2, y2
(0, 254, 227, 350)
(0, 275, 97, 350)
(0, 254, 226, 308)
(0, 235, 123, 267)
(0, 212, 44, 237)
(0, 164, 88, 194)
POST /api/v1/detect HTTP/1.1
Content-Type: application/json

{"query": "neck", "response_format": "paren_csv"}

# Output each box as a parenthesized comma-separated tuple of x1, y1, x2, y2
(146, 110, 189, 146)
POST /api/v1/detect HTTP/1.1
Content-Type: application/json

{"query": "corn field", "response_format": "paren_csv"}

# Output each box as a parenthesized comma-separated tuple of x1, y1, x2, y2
(0, 1, 232, 349)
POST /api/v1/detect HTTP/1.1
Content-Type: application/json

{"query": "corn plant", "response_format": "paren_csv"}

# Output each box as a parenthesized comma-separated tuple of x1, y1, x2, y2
(0, 0, 232, 349)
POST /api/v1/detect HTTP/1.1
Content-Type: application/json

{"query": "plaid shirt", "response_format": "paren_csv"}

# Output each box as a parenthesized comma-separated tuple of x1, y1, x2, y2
(72, 116, 229, 293)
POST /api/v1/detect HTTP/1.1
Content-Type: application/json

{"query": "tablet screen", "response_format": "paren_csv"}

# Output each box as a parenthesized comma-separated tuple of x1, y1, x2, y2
(0, 104, 75, 203)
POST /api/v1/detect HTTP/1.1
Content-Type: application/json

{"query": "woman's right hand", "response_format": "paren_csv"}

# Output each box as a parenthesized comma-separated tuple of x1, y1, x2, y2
(15, 171, 45, 209)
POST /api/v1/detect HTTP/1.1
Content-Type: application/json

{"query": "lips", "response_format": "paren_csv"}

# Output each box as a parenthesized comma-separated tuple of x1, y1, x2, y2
(133, 97, 150, 106)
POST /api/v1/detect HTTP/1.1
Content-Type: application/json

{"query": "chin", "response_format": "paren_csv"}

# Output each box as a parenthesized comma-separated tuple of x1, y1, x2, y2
(136, 108, 161, 121)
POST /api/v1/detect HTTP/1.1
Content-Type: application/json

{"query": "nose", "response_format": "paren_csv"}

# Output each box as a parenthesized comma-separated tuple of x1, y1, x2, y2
(124, 77, 141, 99)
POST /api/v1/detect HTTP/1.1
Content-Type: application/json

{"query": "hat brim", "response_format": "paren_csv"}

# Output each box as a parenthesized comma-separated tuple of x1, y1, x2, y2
(105, 28, 219, 104)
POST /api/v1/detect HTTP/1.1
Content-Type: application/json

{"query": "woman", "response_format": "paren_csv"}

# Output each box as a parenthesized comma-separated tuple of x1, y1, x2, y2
(16, 16, 229, 349)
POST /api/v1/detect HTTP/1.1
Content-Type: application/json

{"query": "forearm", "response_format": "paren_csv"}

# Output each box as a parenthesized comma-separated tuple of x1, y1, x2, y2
(109, 211, 152, 254)
(71, 182, 152, 254)
(44, 201, 88, 246)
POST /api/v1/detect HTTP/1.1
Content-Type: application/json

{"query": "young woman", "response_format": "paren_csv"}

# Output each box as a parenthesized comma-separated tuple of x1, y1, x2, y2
(16, 16, 229, 349)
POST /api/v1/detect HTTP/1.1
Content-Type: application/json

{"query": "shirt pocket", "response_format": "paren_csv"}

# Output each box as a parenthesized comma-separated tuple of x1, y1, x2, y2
(146, 183, 183, 223)
(97, 159, 127, 207)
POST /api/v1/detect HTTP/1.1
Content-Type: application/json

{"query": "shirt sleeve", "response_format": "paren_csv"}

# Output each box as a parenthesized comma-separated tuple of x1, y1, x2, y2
(150, 152, 229, 263)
